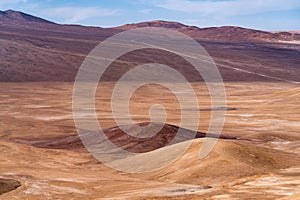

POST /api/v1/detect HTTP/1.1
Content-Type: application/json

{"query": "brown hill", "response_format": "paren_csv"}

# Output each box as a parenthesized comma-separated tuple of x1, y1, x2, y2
(118, 20, 191, 30)
(117, 20, 300, 42)
(119, 138, 299, 184)
(189, 26, 298, 42)
(13, 122, 237, 153)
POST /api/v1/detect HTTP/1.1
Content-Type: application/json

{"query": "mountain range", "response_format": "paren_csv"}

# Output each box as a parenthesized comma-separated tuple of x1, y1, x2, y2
(1, 10, 299, 42)
(0, 10, 300, 82)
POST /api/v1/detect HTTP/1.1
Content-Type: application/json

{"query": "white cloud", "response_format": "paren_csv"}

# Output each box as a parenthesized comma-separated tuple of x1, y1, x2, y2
(38, 7, 121, 23)
(151, 0, 300, 16)
(139, 9, 152, 14)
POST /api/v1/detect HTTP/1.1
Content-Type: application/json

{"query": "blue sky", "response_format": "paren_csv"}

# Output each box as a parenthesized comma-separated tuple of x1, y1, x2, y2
(0, 0, 300, 31)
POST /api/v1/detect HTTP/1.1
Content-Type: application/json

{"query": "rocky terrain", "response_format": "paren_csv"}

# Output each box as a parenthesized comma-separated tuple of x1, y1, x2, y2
(0, 179, 21, 195)
(0, 82, 299, 199)
(13, 122, 237, 153)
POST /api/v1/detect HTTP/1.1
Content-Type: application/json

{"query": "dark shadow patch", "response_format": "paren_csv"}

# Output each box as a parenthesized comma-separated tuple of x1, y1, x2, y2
(0, 179, 21, 195)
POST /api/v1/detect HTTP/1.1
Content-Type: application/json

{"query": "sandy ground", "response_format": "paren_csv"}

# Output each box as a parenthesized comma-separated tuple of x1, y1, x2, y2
(0, 82, 299, 199)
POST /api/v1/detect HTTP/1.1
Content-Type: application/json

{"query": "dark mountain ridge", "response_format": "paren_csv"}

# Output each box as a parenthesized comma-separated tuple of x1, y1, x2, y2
(0, 9, 54, 24)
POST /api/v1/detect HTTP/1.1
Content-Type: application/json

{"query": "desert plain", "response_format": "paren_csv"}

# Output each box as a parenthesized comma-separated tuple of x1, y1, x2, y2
(0, 81, 299, 200)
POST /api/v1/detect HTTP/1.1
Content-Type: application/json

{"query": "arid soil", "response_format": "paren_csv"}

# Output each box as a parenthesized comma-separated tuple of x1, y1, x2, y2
(1, 9, 300, 200)
(0, 82, 299, 199)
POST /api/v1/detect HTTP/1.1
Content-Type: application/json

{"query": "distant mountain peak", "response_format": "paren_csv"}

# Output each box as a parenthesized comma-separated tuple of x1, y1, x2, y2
(0, 9, 54, 24)
(117, 20, 192, 30)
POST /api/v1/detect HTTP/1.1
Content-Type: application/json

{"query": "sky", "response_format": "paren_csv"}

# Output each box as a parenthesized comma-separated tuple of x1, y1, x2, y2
(0, 0, 300, 31)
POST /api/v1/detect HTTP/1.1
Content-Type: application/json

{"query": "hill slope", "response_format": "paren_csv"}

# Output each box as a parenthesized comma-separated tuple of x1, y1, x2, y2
(117, 20, 300, 43)
(0, 9, 54, 24)
(0, 10, 300, 82)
